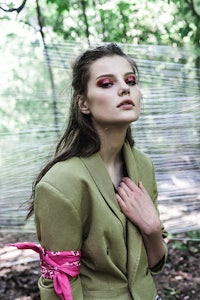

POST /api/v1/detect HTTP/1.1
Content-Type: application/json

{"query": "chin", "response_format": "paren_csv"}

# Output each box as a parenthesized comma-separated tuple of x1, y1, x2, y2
(127, 114, 140, 123)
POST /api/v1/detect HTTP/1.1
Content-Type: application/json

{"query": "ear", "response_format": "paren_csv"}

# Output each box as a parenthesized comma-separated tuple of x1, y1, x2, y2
(78, 95, 91, 115)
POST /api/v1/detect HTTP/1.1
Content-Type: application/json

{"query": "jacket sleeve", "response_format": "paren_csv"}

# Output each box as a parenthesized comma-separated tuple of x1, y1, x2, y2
(34, 181, 83, 300)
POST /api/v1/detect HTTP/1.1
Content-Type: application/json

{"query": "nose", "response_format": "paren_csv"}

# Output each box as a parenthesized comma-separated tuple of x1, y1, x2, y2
(118, 83, 130, 96)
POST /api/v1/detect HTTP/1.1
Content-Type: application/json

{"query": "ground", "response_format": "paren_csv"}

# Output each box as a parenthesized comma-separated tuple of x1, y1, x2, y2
(0, 231, 199, 300)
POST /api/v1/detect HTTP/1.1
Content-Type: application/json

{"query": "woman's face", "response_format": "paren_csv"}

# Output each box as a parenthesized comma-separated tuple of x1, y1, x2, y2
(79, 55, 142, 130)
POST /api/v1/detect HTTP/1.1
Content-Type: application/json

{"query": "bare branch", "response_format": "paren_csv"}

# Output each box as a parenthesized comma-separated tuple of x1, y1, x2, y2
(0, 0, 28, 13)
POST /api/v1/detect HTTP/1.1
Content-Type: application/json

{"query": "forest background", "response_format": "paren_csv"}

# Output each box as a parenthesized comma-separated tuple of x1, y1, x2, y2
(0, 0, 200, 299)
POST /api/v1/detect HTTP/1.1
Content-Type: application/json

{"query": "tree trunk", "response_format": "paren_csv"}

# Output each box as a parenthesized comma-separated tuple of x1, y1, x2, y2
(80, 0, 90, 46)
(36, 0, 59, 135)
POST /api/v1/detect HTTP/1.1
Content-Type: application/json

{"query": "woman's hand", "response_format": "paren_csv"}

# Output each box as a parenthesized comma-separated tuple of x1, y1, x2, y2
(116, 177, 160, 235)
(116, 177, 166, 269)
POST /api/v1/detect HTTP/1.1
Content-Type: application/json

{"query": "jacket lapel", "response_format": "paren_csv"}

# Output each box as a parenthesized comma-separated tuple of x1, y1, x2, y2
(81, 143, 143, 287)
(80, 153, 126, 236)
(123, 142, 139, 184)
(123, 142, 143, 287)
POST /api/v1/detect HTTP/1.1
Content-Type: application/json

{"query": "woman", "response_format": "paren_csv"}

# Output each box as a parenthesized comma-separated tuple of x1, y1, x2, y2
(14, 43, 168, 300)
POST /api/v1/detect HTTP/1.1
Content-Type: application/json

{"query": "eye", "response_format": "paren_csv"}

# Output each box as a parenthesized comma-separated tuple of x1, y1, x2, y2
(125, 74, 137, 86)
(96, 78, 114, 88)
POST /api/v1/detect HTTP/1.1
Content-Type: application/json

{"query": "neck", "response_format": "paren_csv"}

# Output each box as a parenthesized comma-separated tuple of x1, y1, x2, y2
(96, 125, 128, 187)
(98, 126, 126, 163)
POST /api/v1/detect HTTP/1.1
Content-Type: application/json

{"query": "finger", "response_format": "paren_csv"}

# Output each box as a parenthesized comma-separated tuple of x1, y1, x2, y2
(117, 186, 129, 199)
(118, 182, 130, 196)
(121, 177, 138, 191)
(116, 193, 127, 212)
(116, 193, 123, 203)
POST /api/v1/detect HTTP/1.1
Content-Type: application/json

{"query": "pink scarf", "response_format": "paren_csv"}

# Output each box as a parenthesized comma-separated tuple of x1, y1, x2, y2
(7, 243, 81, 300)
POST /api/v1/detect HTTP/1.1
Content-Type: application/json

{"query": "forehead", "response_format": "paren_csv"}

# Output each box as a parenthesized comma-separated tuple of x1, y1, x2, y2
(89, 55, 133, 78)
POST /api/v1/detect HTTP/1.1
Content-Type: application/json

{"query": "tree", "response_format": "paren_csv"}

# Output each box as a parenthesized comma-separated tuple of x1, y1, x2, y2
(169, 0, 200, 69)
(0, 0, 60, 134)
(1, 0, 199, 50)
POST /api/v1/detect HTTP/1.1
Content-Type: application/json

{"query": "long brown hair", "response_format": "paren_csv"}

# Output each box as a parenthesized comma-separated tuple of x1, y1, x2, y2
(26, 43, 138, 219)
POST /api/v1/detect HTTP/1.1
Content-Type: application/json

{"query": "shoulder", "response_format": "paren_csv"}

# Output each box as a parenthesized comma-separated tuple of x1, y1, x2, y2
(36, 157, 88, 198)
(43, 157, 87, 181)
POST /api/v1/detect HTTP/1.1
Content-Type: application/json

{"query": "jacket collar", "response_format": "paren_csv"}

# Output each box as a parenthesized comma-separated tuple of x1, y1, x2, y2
(122, 142, 139, 184)
(81, 142, 143, 285)
(80, 151, 125, 228)
(80, 142, 140, 232)
(123, 143, 143, 288)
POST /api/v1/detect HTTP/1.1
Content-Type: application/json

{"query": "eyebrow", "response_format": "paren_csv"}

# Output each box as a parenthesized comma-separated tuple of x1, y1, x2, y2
(96, 71, 135, 80)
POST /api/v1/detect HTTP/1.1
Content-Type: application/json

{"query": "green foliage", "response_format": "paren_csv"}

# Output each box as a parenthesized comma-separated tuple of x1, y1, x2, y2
(1, 0, 200, 48)
(171, 230, 200, 253)
(174, 241, 188, 251)
(187, 229, 200, 239)
(4, 0, 182, 46)
(169, 0, 200, 49)
(47, 0, 70, 14)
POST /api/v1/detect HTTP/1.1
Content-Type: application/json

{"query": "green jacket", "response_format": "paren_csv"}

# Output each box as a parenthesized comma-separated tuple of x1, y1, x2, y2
(35, 142, 168, 300)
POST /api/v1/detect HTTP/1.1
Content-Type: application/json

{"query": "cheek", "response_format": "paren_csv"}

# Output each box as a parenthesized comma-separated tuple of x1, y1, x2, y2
(134, 88, 142, 106)
(87, 92, 108, 110)
(136, 86, 142, 97)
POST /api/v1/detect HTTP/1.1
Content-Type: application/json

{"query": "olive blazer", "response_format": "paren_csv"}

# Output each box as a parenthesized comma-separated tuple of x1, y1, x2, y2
(35, 142, 168, 300)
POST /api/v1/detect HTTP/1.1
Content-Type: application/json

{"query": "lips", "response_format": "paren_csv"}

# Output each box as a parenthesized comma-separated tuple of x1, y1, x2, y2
(117, 99, 135, 108)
